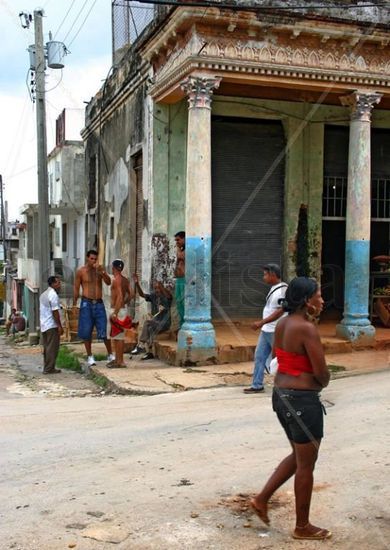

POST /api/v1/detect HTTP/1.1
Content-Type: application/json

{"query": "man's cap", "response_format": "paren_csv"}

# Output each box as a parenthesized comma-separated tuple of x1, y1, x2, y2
(112, 259, 124, 271)
(263, 263, 281, 278)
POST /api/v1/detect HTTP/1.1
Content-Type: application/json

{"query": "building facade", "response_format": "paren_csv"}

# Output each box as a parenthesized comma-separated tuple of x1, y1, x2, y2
(83, 0, 390, 363)
(48, 108, 86, 303)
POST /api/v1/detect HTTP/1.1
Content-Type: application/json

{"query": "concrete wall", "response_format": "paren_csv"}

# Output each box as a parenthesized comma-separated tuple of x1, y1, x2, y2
(151, 100, 187, 282)
(84, 83, 148, 282)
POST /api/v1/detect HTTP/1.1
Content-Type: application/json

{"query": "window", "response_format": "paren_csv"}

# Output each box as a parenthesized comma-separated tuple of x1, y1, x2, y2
(110, 216, 115, 239)
(62, 223, 67, 252)
(55, 161, 61, 181)
(322, 177, 347, 219)
(55, 227, 60, 247)
(88, 155, 97, 209)
(371, 179, 390, 221)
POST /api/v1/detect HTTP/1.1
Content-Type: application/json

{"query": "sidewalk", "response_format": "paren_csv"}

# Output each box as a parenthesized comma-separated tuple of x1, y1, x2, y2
(81, 343, 390, 395)
(3, 336, 389, 398)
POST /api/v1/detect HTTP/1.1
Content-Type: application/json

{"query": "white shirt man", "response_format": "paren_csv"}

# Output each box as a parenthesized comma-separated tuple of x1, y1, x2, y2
(39, 276, 63, 374)
(244, 264, 287, 393)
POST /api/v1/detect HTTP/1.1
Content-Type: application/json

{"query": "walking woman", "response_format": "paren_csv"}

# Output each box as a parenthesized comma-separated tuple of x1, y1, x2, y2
(250, 277, 331, 540)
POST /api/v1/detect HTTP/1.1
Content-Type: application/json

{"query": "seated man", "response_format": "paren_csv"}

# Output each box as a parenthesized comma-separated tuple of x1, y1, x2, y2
(11, 311, 26, 335)
(132, 274, 172, 360)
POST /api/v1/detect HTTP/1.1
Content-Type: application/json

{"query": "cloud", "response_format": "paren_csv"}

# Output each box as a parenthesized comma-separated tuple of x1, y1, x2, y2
(0, 1, 113, 219)
(1, 54, 111, 219)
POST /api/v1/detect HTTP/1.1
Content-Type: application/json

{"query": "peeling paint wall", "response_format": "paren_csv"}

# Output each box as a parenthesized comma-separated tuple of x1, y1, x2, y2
(152, 100, 187, 284)
(84, 83, 148, 278)
(103, 157, 129, 265)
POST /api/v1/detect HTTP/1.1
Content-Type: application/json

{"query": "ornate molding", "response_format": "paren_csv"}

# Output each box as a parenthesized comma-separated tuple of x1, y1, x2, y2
(149, 29, 390, 101)
(200, 39, 390, 77)
(340, 91, 383, 122)
(181, 76, 221, 109)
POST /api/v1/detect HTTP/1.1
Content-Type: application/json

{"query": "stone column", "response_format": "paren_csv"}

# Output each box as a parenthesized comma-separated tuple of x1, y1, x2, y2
(336, 91, 382, 343)
(177, 75, 221, 365)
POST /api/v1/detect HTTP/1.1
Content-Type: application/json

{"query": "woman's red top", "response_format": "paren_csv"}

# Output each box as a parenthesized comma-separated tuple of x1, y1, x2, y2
(275, 347, 313, 377)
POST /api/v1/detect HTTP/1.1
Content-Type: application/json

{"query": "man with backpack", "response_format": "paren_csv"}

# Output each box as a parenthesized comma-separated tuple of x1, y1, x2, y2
(244, 264, 287, 394)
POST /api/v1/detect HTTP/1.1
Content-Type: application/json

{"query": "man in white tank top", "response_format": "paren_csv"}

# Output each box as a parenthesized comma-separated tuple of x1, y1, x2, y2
(244, 264, 287, 394)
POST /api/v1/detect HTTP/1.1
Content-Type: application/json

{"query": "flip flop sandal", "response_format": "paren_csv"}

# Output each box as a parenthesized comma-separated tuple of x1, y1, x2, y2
(293, 528, 332, 540)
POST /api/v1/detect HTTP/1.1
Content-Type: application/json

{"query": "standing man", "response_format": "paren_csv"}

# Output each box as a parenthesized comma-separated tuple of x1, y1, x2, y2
(108, 259, 134, 368)
(131, 274, 173, 360)
(40, 276, 63, 375)
(174, 231, 185, 328)
(244, 264, 287, 394)
(5, 308, 16, 336)
(73, 250, 114, 367)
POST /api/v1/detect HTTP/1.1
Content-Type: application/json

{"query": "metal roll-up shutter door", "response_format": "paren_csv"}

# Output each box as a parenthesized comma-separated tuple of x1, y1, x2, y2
(211, 117, 285, 319)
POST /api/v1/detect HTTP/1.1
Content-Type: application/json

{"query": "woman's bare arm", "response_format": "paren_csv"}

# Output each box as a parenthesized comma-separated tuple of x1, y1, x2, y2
(303, 324, 330, 387)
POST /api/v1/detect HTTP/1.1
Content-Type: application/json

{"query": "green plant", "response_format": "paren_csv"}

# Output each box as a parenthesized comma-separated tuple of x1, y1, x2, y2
(56, 346, 82, 372)
(328, 364, 346, 373)
(93, 353, 108, 361)
(88, 373, 109, 388)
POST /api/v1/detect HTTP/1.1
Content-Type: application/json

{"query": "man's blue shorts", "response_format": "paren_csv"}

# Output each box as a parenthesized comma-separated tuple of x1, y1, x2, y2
(78, 299, 107, 341)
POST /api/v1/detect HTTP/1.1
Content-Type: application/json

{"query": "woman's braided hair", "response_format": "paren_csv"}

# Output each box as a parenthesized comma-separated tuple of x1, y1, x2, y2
(280, 276, 318, 314)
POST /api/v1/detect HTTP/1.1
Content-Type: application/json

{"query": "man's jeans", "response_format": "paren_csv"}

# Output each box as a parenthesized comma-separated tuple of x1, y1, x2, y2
(252, 330, 274, 389)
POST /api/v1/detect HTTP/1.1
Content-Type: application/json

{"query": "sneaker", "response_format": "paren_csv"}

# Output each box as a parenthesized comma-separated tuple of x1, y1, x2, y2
(243, 386, 264, 394)
(107, 353, 115, 363)
(131, 345, 145, 355)
(141, 352, 154, 361)
(87, 355, 96, 367)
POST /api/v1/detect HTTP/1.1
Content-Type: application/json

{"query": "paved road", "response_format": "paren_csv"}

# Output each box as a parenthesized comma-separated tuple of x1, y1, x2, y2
(0, 348, 389, 549)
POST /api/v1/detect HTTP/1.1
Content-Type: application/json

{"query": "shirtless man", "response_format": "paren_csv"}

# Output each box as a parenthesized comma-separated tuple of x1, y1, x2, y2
(73, 249, 114, 367)
(174, 231, 185, 328)
(108, 259, 134, 368)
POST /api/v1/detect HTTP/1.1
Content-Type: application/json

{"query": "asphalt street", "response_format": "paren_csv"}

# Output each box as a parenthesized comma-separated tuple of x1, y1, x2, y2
(0, 349, 389, 550)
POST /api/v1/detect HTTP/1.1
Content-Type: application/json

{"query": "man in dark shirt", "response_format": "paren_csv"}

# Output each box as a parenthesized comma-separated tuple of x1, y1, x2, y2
(131, 274, 172, 360)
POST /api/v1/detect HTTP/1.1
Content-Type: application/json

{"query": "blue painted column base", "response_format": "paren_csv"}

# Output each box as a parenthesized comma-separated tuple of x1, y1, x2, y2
(177, 236, 216, 365)
(336, 322, 375, 344)
(177, 323, 217, 366)
(337, 240, 375, 344)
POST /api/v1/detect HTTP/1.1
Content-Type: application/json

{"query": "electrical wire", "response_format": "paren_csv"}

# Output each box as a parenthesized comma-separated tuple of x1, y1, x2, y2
(6, 165, 36, 180)
(61, 0, 91, 44)
(67, 0, 99, 48)
(25, 68, 34, 103)
(53, 0, 78, 40)
(45, 69, 64, 92)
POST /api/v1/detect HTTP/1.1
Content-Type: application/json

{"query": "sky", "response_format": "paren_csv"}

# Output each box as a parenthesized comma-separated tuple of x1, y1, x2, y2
(0, 0, 113, 219)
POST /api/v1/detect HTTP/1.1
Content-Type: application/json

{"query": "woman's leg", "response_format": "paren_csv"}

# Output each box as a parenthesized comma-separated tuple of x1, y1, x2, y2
(251, 442, 296, 524)
(292, 439, 330, 539)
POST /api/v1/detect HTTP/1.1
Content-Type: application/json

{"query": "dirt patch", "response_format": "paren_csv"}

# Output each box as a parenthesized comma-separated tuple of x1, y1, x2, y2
(214, 492, 291, 518)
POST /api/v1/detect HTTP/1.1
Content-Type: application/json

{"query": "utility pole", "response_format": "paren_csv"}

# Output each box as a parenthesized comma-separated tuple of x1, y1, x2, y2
(0, 174, 6, 263)
(34, 9, 50, 294)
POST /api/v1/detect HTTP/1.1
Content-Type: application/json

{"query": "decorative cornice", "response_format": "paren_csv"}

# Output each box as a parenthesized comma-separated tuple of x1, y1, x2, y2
(341, 91, 383, 122)
(181, 76, 221, 108)
(149, 56, 390, 102)
(149, 29, 390, 101)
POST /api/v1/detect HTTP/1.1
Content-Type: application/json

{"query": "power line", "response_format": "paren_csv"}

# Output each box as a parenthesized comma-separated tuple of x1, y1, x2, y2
(61, 0, 91, 44)
(5, 165, 36, 180)
(53, 0, 78, 39)
(67, 0, 99, 48)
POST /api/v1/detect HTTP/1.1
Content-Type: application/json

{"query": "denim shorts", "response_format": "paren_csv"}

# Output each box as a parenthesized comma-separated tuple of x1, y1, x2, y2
(78, 299, 107, 341)
(272, 387, 325, 444)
